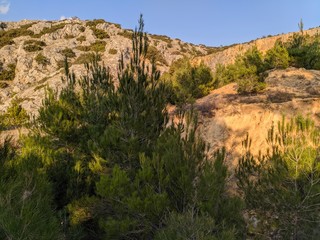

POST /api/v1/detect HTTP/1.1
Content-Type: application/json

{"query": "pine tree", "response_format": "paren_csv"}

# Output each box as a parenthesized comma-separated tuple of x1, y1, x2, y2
(236, 116, 320, 239)
(0, 138, 62, 239)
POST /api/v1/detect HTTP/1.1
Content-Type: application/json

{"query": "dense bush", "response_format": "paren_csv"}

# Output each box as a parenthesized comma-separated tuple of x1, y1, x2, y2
(213, 47, 267, 95)
(162, 57, 213, 104)
(287, 33, 320, 70)
(0, 142, 62, 239)
(0, 100, 29, 129)
(237, 116, 320, 239)
(264, 40, 290, 69)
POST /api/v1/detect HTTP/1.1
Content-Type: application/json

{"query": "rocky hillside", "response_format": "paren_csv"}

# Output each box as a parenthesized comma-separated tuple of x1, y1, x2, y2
(1, 19, 320, 164)
(0, 19, 212, 114)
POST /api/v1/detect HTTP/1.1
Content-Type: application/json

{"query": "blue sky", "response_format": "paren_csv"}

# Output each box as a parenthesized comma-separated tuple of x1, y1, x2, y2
(0, 0, 319, 47)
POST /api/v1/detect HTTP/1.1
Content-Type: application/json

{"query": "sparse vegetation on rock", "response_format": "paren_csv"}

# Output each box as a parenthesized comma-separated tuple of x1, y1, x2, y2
(24, 39, 46, 52)
(60, 48, 76, 58)
(35, 53, 50, 66)
(0, 63, 16, 81)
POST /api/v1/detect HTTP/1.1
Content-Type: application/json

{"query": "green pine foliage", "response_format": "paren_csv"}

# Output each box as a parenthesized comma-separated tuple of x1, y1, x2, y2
(264, 40, 290, 69)
(213, 47, 266, 94)
(0, 138, 62, 239)
(162, 57, 213, 104)
(0, 100, 29, 129)
(236, 116, 320, 239)
(0, 16, 259, 239)
(287, 33, 320, 70)
(0, 62, 16, 80)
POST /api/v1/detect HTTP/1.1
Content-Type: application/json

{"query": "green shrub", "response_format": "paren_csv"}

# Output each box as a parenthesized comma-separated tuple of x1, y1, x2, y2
(162, 57, 213, 104)
(237, 74, 266, 95)
(0, 82, 8, 88)
(76, 41, 106, 52)
(237, 116, 320, 239)
(0, 36, 14, 49)
(91, 28, 109, 39)
(155, 210, 236, 240)
(108, 48, 117, 55)
(118, 30, 133, 39)
(264, 41, 290, 69)
(24, 39, 46, 46)
(24, 44, 43, 52)
(64, 34, 74, 39)
(150, 34, 172, 44)
(0, 22, 7, 30)
(213, 46, 267, 94)
(35, 53, 50, 66)
(74, 53, 101, 65)
(90, 40, 106, 52)
(76, 36, 86, 43)
(286, 33, 320, 70)
(146, 45, 167, 65)
(23, 40, 46, 52)
(0, 100, 29, 128)
(0, 25, 34, 48)
(79, 26, 86, 32)
(61, 48, 76, 58)
(86, 19, 106, 28)
(0, 63, 16, 81)
(56, 60, 67, 70)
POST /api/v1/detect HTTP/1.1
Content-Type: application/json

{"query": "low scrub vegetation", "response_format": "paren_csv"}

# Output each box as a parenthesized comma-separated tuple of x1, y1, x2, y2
(76, 40, 106, 52)
(91, 27, 109, 39)
(161, 57, 213, 104)
(0, 100, 29, 129)
(0, 23, 34, 48)
(24, 39, 46, 52)
(0, 62, 16, 80)
(86, 19, 106, 28)
(118, 29, 133, 39)
(108, 48, 117, 55)
(60, 48, 76, 58)
(213, 27, 320, 95)
(145, 45, 167, 66)
(74, 52, 101, 65)
(76, 36, 86, 43)
(35, 53, 50, 66)
(34, 22, 67, 37)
